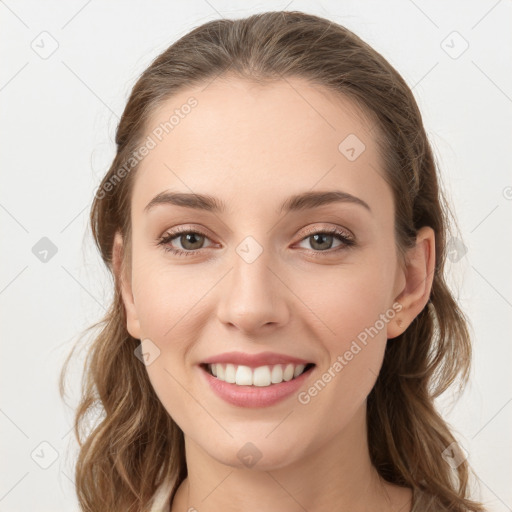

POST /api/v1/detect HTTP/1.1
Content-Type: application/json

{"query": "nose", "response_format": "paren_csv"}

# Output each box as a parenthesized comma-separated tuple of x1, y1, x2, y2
(216, 246, 290, 335)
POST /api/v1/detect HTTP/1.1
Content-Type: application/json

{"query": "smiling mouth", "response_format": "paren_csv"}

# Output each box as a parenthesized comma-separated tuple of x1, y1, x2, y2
(200, 362, 315, 387)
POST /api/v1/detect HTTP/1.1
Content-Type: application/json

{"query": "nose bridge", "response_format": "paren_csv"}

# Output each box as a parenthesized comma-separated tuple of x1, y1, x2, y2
(216, 233, 289, 332)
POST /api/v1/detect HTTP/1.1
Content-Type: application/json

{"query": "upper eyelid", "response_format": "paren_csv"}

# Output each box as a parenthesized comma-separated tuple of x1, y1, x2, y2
(161, 224, 352, 237)
(300, 224, 353, 239)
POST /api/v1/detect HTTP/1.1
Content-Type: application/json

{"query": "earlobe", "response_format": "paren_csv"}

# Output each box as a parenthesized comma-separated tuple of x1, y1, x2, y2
(387, 226, 436, 340)
(113, 231, 142, 340)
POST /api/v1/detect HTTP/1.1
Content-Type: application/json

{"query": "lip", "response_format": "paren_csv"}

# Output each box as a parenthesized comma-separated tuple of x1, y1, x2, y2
(199, 363, 315, 408)
(201, 351, 313, 368)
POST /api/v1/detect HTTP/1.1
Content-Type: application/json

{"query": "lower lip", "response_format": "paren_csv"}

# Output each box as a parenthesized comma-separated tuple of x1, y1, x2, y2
(199, 365, 315, 408)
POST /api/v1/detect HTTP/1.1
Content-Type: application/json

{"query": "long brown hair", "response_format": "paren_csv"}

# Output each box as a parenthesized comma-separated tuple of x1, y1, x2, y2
(60, 11, 484, 511)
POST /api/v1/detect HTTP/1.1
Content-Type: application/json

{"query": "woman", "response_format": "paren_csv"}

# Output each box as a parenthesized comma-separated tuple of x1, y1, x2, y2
(60, 10, 485, 512)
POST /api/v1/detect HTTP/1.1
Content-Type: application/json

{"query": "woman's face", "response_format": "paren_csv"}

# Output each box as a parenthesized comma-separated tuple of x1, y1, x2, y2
(117, 76, 409, 469)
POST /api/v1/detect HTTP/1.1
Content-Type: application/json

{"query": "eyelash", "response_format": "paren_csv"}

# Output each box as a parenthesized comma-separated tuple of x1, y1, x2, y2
(156, 225, 356, 258)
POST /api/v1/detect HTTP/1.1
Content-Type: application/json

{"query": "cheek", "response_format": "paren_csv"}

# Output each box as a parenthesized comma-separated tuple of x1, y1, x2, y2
(304, 259, 394, 344)
(129, 256, 209, 407)
(143, 359, 207, 442)
(297, 281, 389, 432)
(130, 252, 207, 339)
(295, 258, 392, 406)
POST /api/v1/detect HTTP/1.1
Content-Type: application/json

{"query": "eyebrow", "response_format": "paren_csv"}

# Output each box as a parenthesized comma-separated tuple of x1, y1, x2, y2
(144, 190, 371, 214)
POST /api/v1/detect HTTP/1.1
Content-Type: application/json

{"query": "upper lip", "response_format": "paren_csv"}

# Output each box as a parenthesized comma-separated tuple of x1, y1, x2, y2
(201, 351, 313, 368)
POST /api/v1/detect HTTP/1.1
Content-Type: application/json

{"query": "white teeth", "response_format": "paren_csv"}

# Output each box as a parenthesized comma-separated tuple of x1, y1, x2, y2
(253, 366, 271, 387)
(235, 365, 253, 385)
(271, 364, 283, 383)
(207, 363, 310, 387)
(225, 363, 236, 383)
(293, 364, 306, 378)
(283, 363, 294, 381)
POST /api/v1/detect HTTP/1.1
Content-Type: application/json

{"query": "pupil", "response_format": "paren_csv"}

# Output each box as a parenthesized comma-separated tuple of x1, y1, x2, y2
(311, 233, 332, 250)
(182, 233, 203, 249)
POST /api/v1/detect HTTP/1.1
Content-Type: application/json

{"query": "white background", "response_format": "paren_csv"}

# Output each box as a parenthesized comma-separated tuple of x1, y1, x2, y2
(1, 1, 511, 511)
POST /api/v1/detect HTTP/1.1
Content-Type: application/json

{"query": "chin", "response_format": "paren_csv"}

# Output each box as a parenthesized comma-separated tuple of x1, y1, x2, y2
(207, 438, 303, 471)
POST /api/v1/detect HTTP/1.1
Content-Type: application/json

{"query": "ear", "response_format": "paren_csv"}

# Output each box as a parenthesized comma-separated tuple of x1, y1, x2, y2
(113, 231, 142, 340)
(387, 226, 436, 339)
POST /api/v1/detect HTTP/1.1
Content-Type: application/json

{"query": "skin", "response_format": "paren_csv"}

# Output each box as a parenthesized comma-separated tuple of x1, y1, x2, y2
(113, 76, 435, 511)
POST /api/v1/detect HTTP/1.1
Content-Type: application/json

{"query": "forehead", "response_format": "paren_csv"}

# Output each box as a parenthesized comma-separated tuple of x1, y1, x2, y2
(130, 76, 391, 219)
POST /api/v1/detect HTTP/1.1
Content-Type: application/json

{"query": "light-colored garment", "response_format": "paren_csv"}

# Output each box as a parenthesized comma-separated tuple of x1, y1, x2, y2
(146, 475, 448, 512)
(147, 475, 174, 512)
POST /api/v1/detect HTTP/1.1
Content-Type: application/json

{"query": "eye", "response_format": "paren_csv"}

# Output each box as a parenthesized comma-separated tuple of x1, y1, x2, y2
(156, 225, 356, 258)
(296, 226, 355, 253)
(157, 227, 214, 257)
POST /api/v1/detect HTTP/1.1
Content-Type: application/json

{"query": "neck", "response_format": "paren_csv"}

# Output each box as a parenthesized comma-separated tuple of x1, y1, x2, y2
(170, 404, 412, 512)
